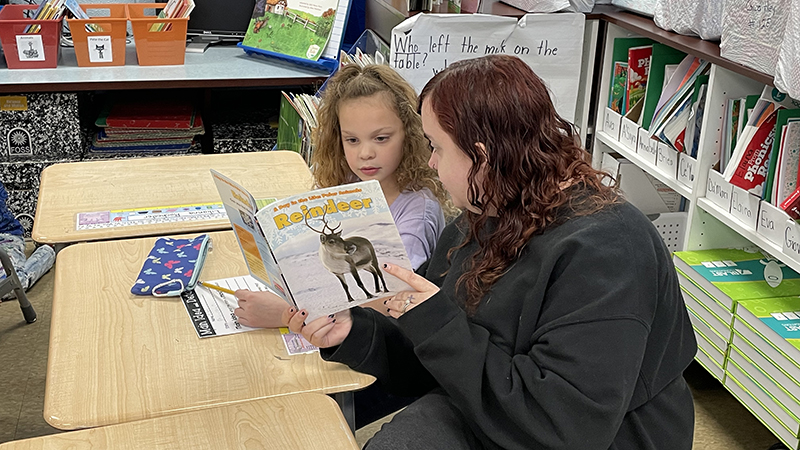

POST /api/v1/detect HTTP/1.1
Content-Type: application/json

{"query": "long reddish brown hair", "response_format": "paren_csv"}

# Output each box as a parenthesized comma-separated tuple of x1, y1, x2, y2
(419, 55, 619, 315)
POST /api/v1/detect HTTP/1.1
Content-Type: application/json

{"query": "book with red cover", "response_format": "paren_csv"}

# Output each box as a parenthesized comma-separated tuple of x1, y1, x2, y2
(105, 101, 195, 129)
(780, 185, 800, 220)
(626, 45, 653, 114)
(728, 109, 779, 194)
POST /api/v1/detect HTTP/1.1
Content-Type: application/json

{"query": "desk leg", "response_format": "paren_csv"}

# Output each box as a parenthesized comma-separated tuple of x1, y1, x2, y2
(334, 392, 355, 432)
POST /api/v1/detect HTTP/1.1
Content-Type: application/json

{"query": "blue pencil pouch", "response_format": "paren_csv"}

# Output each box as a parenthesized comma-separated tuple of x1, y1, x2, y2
(131, 234, 212, 297)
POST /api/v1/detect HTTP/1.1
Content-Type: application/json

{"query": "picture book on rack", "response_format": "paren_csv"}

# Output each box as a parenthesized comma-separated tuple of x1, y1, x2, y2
(241, 0, 340, 61)
(211, 171, 413, 322)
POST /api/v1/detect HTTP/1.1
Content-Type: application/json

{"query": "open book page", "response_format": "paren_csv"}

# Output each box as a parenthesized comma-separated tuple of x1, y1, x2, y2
(256, 180, 413, 322)
(210, 170, 293, 305)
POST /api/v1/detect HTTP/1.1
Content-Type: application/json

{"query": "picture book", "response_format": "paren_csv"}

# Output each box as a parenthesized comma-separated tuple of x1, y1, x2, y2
(105, 101, 196, 129)
(673, 248, 800, 312)
(625, 45, 652, 114)
(724, 87, 800, 195)
(211, 171, 414, 322)
(640, 43, 687, 131)
(764, 109, 800, 204)
(241, 0, 341, 61)
(608, 61, 628, 114)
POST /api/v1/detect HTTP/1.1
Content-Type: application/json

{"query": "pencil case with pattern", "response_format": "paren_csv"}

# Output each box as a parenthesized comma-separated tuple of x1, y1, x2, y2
(131, 234, 212, 297)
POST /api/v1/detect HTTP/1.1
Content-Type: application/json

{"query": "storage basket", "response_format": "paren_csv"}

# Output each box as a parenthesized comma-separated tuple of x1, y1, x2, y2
(67, 4, 128, 67)
(126, 3, 187, 66)
(0, 4, 62, 69)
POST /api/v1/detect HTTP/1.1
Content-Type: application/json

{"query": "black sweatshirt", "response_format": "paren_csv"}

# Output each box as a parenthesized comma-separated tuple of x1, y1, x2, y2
(322, 199, 697, 450)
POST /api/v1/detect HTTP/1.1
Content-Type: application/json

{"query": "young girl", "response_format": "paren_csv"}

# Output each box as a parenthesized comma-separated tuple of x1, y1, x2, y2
(285, 55, 696, 449)
(234, 63, 452, 328)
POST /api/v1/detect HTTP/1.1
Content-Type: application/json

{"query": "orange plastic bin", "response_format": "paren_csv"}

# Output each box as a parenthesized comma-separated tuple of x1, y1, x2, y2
(0, 4, 62, 69)
(126, 3, 187, 66)
(67, 4, 128, 67)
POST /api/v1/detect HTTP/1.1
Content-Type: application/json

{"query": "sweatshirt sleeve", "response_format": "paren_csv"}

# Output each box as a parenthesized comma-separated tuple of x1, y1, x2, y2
(398, 227, 656, 449)
(320, 306, 439, 397)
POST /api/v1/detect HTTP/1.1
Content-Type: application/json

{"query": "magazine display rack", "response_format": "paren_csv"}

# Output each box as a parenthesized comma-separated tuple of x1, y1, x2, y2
(592, 11, 800, 449)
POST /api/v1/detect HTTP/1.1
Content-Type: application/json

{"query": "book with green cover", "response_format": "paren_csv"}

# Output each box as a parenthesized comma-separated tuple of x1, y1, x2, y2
(673, 249, 800, 312)
(641, 43, 687, 131)
(737, 296, 800, 365)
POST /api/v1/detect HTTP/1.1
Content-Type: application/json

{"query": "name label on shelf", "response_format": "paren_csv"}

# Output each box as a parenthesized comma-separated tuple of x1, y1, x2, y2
(758, 200, 792, 247)
(677, 153, 696, 188)
(782, 220, 800, 261)
(637, 131, 658, 166)
(619, 118, 639, 152)
(706, 169, 733, 211)
(603, 108, 622, 141)
(637, 128, 658, 164)
(730, 185, 759, 230)
(656, 142, 678, 178)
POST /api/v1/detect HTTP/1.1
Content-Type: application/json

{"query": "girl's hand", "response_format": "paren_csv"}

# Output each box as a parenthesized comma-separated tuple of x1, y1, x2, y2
(383, 263, 440, 318)
(282, 307, 353, 349)
(233, 290, 290, 328)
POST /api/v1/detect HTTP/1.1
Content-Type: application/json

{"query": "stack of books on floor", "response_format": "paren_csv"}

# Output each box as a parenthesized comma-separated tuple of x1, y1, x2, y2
(89, 100, 205, 157)
(672, 248, 800, 383)
(674, 248, 800, 449)
(730, 297, 800, 449)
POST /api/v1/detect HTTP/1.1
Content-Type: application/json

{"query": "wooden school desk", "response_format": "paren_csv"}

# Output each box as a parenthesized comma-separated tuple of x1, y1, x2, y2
(2, 394, 359, 449)
(33, 151, 313, 245)
(45, 231, 374, 431)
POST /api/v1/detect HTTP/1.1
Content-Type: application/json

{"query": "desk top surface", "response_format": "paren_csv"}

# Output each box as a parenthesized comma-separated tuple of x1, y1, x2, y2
(33, 151, 314, 244)
(0, 45, 329, 92)
(45, 230, 375, 430)
(5, 394, 359, 449)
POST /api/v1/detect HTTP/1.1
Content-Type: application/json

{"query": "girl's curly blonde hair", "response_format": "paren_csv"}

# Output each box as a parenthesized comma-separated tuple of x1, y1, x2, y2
(311, 64, 455, 217)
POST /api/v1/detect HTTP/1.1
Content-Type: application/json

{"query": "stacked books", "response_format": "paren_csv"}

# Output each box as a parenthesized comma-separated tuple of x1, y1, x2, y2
(673, 248, 800, 383)
(24, 0, 94, 33)
(90, 100, 204, 155)
(729, 296, 800, 449)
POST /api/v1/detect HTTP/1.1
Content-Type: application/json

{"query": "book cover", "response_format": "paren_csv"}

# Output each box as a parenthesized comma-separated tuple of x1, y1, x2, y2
(673, 249, 800, 311)
(727, 108, 779, 195)
(212, 171, 413, 322)
(608, 61, 628, 114)
(764, 109, 800, 203)
(241, 0, 340, 61)
(640, 43, 687, 131)
(105, 101, 196, 129)
(737, 296, 800, 367)
(772, 120, 800, 205)
(625, 45, 652, 114)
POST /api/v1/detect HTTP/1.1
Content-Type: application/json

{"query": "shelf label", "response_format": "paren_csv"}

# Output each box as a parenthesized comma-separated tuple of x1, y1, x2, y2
(758, 200, 791, 247)
(637, 131, 658, 166)
(706, 169, 733, 212)
(677, 153, 696, 188)
(656, 142, 678, 178)
(782, 220, 800, 261)
(87, 36, 114, 63)
(603, 108, 622, 141)
(730, 185, 759, 230)
(619, 117, 639, 152)
(637, 128, 657, 163)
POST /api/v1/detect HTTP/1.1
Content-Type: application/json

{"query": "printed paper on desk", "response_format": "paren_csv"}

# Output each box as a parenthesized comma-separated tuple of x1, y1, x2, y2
(181, 275, 265, 338)
(390, 13, 584, 123)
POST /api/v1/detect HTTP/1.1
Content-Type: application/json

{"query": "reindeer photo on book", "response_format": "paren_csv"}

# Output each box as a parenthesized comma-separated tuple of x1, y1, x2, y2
(256, 180, 413, 319)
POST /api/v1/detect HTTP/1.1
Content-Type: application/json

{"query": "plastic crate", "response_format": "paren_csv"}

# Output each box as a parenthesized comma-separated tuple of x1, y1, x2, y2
(126, 3, 187, 66)
(0, 4, 62, 69)
(67, 4, 128, 67)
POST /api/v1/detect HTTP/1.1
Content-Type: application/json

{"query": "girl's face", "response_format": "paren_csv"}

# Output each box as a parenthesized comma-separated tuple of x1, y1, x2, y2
(339, 93, 405, 199)
(422, 99, 482, 213)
